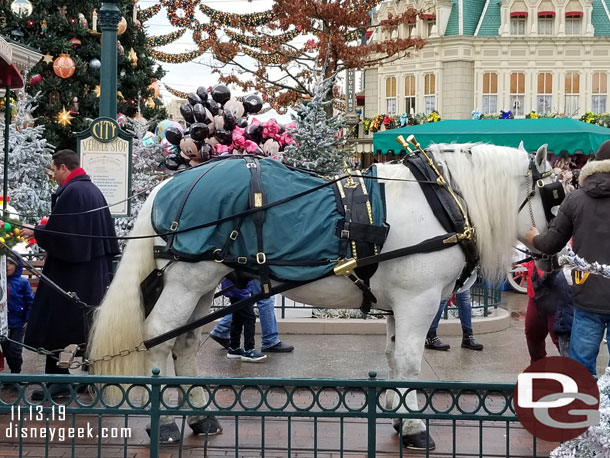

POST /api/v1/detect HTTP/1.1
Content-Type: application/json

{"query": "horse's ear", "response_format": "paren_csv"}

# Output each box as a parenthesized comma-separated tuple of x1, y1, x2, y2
(535, 144, 548, 169)
(518, 141, 526, 153)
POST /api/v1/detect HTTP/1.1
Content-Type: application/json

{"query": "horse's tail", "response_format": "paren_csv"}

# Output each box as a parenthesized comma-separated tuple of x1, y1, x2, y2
(88, 184, 162, 378)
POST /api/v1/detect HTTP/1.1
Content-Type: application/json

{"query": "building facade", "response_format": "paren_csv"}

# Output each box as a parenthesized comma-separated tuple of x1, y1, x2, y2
(365, 0, 610, 120)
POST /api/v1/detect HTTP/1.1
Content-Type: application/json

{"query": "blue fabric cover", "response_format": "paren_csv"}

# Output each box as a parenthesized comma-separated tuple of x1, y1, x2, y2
(152, 158, 385, 281)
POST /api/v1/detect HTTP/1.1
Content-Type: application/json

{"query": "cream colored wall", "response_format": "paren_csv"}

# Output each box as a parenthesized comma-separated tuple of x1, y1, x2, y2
(441, 60, 474, 119)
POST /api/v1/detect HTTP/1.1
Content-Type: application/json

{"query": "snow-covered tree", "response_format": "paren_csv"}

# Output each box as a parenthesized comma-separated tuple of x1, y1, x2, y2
(114, 119, 166, 245)
(282, 74, 348, 174)
(0, 92, 54, 224)
(551, 367, 610, 457)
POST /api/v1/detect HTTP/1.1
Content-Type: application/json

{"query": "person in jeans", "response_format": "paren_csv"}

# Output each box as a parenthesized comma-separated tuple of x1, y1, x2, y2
(526, 142, 610, 377)
(210, 280, 294, 353)
(425, 289, 484, 351)
(221, 278, 267, 362)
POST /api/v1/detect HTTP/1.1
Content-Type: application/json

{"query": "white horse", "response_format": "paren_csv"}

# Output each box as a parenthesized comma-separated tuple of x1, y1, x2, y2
(88, 143, 552, 450)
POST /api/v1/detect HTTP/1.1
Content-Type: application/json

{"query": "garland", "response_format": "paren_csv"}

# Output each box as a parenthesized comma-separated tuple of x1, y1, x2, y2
(147, 29, 186, 47)
(150, 49, 206, 63)
(139, 4, 162, 22)
(165, 85, 190, 99)
(225, 29, 300, 48)
(559, 247, 610, 279)
(241, 47, 288, 65)
(200, 4, 274, 27)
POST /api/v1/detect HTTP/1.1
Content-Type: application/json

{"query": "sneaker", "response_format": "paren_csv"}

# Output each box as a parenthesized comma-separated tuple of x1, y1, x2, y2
(226, 348, 245, 359)
(262, 342, 294, 353)
(241, 349, 267, 363)
(210, 334, 230, 350)
(462, 334, 484, 351)
(425, 335, 450, 351)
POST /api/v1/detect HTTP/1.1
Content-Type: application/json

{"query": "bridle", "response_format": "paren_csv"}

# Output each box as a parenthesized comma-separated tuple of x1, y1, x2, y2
(517, 155, 566, 269)
(518, 156, 565, 228)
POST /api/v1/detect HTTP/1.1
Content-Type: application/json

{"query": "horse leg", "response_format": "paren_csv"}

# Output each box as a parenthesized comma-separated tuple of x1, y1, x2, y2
(143, 282, 206, 443)
(391, 291, 440, 451)
(172, 292, 223, 436)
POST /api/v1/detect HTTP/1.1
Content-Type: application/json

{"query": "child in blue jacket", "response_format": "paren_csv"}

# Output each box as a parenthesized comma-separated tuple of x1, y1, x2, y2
(221, 278, 266, 362)
(2, 255, 34, 373)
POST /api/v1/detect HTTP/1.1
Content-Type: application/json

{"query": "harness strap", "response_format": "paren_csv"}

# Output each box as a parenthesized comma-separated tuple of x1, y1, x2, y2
(142, 278, 315, 350)
(334, 232, 463, 276)
(245, 156, 271, 296)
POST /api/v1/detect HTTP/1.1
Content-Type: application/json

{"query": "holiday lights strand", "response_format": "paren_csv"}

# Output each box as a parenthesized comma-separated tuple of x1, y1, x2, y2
(147, 29, 187, 47)
(200, 4, 274, 27)
(241, 47, 291, 65)
(165, 85, 190, 99)
(139, 3, 162, 22)
(225, 28, 300, 48)
(559, 247, 610, 278)
(150, 48, 205, 63)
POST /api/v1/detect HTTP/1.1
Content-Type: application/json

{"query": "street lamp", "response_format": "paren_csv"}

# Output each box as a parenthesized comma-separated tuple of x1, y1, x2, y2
(98, 0, 120, 119)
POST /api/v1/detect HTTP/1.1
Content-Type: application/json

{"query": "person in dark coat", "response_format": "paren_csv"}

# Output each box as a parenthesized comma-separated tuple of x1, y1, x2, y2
(21, 150, 119, 395)
(1, 254, 34, 374)
(526, 140, 610, 377)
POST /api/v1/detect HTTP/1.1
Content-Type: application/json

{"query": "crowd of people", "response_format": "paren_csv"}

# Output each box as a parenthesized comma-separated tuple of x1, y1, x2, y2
(0, 141, 608, 399)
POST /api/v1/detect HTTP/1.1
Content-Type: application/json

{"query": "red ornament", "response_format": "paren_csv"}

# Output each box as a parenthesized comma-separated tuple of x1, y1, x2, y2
(53, 54, 76, 79)
(69, 18, 76, 24)
(26, 20, 35, 28)
(28, 73, 42, 86)
(69, 37, 82, 48)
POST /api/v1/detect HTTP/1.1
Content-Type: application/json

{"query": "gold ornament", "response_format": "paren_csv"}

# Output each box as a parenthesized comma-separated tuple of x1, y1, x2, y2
(42, 54, 53, 64)
(57, 107, 73, 127)
(127, 48, 138, 66)
(94, 85, 101, 97)
(117, 17, 127, 35)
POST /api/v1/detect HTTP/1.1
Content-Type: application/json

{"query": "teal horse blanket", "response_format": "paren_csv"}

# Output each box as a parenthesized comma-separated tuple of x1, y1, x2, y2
(152, 157, 386, 281)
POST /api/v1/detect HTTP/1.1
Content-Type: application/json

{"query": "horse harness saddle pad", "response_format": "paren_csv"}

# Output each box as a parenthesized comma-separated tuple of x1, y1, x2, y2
(151, 156, 389, 296)
(403, 151, 479, 290)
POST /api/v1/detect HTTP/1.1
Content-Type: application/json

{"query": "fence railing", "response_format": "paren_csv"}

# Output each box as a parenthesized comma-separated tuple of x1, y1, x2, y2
(0, 372, 550, 458)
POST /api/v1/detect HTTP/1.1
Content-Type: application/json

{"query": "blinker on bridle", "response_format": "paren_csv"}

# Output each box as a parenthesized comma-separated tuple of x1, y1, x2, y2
(518, 156, 565, 228)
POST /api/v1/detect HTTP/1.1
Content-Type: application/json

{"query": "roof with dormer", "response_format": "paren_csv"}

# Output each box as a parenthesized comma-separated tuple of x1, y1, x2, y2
(428, 0, 610, 37)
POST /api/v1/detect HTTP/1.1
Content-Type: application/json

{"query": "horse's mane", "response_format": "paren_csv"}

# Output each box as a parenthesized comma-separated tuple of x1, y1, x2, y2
(377, 143, 528, 284)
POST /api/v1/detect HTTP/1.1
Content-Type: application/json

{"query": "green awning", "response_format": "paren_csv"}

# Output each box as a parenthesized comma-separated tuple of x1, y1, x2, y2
(373, 118, 610, 155)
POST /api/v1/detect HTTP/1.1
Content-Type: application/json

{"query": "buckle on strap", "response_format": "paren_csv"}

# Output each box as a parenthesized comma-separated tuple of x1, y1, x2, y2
(229, 230, 239, 240)
(246, 162, 257, 168)
(256, 252, 267, 264)
(237, 257, 247, 264)
(170, 221, 179, 231)
(213, 248, 224, 263)
(340, 229, 350, 239)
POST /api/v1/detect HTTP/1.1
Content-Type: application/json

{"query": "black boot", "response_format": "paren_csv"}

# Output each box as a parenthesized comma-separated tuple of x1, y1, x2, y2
(461, 331, 483, 350)
(425, 332, 450, 351)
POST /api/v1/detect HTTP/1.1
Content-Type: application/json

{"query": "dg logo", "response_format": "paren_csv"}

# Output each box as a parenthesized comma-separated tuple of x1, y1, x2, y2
(514, 356, 600, 442)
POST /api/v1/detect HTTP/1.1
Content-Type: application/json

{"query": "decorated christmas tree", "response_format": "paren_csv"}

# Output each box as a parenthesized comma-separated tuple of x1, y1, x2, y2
(0, 91, 54, 224)
(282, 74, 348, 174)
(0, 0, 166, 150)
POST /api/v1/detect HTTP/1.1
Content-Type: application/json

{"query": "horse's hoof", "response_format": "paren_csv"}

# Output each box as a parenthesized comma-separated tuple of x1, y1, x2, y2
(145, 422, 182, 443)
(402, 431, 436, 450)
(189, 416, 223, 436)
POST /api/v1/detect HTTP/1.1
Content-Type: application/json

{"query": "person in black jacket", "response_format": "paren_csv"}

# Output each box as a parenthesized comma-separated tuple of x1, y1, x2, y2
(21, 150, 120, 397)
(526, 142, 610, 377)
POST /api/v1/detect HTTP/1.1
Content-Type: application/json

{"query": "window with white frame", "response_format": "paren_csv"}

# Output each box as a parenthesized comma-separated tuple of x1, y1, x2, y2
(426, 20, 436, 37)
(482, 72, 498, 114)
(404, 75, 416, 115)
(592, 72, 607, 113)
(538, 16, 554, 35)
(564, 72, 580, 116)
(511, 17, 526, 35)
(424, 73, 436, 114)
(408, 23, 416, 37)
(510, 72, 525, 116)
(385, 76, 397, 114)
(537, 72, 553, 114)
(565, 17, 581, 35)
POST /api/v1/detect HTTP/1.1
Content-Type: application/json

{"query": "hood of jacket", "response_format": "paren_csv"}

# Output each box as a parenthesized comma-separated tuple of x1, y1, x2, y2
(578, 159, 610, 198)
(7, 253, 23, 278)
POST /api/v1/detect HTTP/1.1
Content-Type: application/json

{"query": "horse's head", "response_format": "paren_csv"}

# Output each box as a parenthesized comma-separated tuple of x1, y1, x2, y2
(516, 143, 565, 251)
